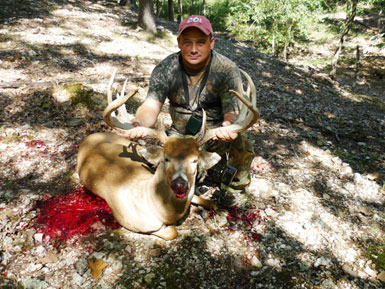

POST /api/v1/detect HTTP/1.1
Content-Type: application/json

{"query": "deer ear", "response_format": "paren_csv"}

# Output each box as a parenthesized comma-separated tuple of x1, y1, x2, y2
(198, 151, 221, 170)
(139, 145, 163, 166)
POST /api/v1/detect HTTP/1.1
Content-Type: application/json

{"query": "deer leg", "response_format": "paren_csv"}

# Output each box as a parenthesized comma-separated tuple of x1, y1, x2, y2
(152, 225, 178, 240)
(192, 195, 218, 211)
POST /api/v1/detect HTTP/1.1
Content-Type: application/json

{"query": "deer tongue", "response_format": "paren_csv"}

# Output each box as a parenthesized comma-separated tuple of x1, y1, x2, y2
(171, 178, 189, 199)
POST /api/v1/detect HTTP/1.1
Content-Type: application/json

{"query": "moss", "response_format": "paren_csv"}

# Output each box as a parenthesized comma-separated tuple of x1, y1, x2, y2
(146, 30, 173, 45)
(0, 132, 25, 144)
(65, 82, 95, 108)
(368, 243, 385, 270)
(52, 82, 101, 109)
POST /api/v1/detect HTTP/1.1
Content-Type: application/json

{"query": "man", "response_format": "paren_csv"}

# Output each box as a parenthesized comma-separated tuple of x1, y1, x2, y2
(124, 15, 255, 190)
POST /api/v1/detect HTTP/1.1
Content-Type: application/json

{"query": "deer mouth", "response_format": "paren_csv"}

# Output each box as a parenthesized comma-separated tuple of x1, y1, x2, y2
(171, 178, 189, 199)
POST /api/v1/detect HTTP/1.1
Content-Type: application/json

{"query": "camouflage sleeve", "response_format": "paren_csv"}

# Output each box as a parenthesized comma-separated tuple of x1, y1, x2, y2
(221, 65, 242, 114)
(146, 63, 169, 104)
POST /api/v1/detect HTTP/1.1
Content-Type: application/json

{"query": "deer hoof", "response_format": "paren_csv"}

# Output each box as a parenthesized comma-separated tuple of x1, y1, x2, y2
(192, 195, 217, 211)
(152, 225, 178, 240)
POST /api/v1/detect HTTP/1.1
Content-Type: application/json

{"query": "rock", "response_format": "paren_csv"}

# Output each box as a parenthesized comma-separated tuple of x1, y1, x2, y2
(320, 278, 336, 289)
(214, 214, 228, 227)
(363, 265, 377, 279)
(314, 256, 331, 267)
(251, 256, 263, 268)
(265, 258, 280, 268)
(52, 86, 72, 104)
(71, 272, 83, 285)
(264, 207, 278, 217)
(74, 259, 89, 276)
(33, 233, 44, 243)
(20, 278, 48, 289)
(144, 273, 156, 283)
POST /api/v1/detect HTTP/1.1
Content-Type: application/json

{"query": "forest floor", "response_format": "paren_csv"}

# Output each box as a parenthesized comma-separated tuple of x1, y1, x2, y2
(0, 0, 385, 288)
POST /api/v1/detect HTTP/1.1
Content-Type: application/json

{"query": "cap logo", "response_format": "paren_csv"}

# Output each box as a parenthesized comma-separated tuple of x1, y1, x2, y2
(187, 16, 203, 24)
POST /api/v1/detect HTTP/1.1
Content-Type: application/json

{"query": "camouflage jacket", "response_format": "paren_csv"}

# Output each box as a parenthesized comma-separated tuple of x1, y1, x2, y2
(146, 50, 242, 134)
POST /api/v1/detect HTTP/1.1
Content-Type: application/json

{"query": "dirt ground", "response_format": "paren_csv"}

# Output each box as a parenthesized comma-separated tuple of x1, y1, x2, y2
(0, 1, 385, 288)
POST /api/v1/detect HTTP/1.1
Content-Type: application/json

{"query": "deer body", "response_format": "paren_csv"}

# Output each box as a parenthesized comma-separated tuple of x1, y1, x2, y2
(77, 132, 220, 239)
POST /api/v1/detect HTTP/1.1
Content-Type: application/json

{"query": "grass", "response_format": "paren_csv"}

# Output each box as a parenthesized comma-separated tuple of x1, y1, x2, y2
(368, 243, 385, 270)
(146, 30, 174, 44)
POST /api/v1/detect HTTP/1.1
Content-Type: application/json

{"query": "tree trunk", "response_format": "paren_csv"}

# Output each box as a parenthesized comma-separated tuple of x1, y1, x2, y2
(177, 0, 182, 22)
(283, 20, 294, 61)
(139, 0, 157, 33)
(130, 0, 138, 10)
(329, 0, 358, 80)
(201, 0, 206, 16)
(190, 0, 194, 15)
(354, 45, 362, 82)
(155, 0, 161, 17)
(168, 0, 174, 22)
(378, 9, 383, 31)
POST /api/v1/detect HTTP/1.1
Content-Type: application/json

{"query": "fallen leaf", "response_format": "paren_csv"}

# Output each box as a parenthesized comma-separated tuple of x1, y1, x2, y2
(367, 173, 379, 180)
(89, 258, 108, 281)
(40, 251, 60, 264)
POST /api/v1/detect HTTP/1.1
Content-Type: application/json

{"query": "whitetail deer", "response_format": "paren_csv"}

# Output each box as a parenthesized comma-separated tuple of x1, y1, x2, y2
(76, 70, 259, 240)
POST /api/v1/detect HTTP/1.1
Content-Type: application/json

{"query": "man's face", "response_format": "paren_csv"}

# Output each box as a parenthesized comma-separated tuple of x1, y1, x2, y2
(178, 27, 215, 71)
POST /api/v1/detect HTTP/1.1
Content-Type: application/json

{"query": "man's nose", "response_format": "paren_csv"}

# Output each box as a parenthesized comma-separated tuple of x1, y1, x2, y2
(191, 42, 198, 53)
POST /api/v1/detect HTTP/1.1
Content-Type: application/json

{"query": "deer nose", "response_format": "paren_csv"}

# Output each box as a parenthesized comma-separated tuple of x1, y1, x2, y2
(171, 177, 189, 199)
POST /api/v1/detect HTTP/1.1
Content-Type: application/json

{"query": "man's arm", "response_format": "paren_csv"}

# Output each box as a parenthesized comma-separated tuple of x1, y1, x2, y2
(123, 98, 163, 139)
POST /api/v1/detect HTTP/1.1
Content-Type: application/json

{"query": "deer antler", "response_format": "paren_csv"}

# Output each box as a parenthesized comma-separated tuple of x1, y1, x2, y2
(103, 70, 168, 143)
(196, 69, 259, 145)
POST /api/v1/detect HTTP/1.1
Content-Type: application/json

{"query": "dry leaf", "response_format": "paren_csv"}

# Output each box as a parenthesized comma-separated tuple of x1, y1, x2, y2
(367, 173, 379, 180)
(40, 251, 59, 264)
(89, 258, 108, 281)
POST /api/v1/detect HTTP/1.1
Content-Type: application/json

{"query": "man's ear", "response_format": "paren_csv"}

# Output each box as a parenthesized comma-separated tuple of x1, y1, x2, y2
(139, 145, 163, 166)
(210, 36, 215, 50)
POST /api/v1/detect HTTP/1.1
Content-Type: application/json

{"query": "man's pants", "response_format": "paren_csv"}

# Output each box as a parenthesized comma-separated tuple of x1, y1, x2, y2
(203, 132, 255, 190)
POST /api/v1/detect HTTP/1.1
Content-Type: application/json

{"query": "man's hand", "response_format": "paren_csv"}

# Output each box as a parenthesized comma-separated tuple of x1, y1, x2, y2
(121, 98, 163, 140)
(213, 120, 238, 142)
(122, 118, 148, 139)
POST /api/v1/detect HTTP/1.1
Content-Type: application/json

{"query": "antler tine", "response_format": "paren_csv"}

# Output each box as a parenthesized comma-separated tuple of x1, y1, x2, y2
(197, 69, 259, 145)
(194, 109, 216, 144)
(117, 78, 131, 122)
(103, 71, 168, 144)
(107, 69, 116, 105)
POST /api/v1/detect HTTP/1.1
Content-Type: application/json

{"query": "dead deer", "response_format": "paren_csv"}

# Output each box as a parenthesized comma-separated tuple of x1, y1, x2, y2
(76, 70, 259, 240)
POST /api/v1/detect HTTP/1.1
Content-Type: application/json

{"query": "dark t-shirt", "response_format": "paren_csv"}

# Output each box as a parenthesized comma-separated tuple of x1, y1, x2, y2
(146, 50, 242, 134)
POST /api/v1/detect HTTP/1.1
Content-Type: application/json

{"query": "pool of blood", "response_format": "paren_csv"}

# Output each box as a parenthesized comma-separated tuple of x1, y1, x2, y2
(33, 186, 121, 242)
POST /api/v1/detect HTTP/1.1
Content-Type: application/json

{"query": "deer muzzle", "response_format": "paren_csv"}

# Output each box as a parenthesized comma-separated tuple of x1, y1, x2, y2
(170, 177, 189, 199)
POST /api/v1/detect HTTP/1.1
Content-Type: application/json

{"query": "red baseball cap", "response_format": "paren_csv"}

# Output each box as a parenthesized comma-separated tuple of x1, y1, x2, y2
(178, 15, 213, 36)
